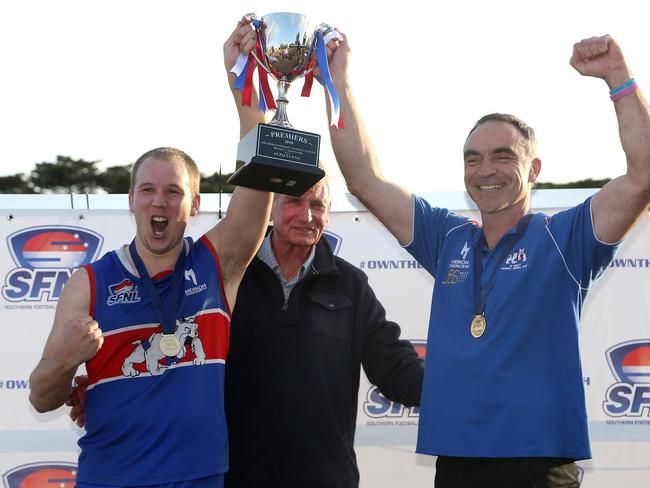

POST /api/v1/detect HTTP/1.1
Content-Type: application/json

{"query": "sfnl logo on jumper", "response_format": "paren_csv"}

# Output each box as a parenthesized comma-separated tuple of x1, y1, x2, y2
(2, 226, 103, 302)
(603, 340, 650, 417)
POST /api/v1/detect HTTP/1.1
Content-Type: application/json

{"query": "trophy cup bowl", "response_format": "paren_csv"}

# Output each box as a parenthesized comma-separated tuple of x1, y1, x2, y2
(228, 12, 325, 196)
(254, 12, 317, 84)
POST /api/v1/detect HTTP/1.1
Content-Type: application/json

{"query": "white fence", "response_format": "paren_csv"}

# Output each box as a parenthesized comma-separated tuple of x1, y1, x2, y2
(0, 190, 648, 487)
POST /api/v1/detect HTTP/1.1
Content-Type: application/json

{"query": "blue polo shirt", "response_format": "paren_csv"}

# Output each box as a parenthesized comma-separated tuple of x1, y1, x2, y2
(406, 195, 618, 459)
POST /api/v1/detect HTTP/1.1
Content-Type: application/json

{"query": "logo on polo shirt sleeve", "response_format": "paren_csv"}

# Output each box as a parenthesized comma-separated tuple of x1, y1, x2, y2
(442, 242, 471, 285)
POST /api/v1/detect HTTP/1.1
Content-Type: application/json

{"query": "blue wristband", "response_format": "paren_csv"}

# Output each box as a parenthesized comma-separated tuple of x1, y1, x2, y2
(610, 78, 636, 95)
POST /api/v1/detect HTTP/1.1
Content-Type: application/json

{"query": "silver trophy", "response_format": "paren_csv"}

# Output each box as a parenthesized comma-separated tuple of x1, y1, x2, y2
(228, 12, 326, 196)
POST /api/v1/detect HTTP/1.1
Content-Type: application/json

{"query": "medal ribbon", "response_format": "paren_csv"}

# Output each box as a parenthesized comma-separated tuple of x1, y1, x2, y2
(300, 58, 316, 97)
(253, 31, 277, 112)
(231, 52, 254, 107)
(314, 29, 344, 128)
(472, 214, 533, 318)
(128, 240, 186, 357)
(230, 19, 276, 112)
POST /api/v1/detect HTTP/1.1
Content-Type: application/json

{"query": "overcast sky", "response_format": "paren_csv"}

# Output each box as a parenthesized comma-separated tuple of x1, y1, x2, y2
(0, 0, 647, 193)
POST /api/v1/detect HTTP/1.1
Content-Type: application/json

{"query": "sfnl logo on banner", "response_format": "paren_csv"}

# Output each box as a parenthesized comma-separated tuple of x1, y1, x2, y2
(603, 340, 650, 418)
(2, 462, 76, 487)
(363, 340, 426, 425)
(2, 226, 103, 303)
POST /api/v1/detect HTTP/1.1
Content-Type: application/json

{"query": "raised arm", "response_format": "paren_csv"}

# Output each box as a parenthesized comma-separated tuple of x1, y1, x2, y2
(223, 17, 268, 140)
(205, 17, 272, 309)
(570, 35, 650, 243)
(327, 33, 415, 246)
(29, 268, 102, 413)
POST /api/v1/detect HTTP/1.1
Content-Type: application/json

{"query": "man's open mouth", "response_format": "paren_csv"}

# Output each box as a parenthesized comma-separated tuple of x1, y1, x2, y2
(151, 216, 168, 236)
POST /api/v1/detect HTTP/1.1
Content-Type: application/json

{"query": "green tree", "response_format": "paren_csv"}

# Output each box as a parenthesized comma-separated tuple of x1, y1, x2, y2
(30, 156, 100, 193)
(97, 165, 132, 193)
(200, 171, 235, 193)
(0, 173, 35, 193)
(535, 178, 610, 189)
(1, 157, 239, 194)
(96, 166, 235, 194)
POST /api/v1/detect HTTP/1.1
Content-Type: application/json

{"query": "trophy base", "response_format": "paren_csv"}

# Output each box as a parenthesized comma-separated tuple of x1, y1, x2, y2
(228, 123, 324, 196)
(228, 156, 325, 196)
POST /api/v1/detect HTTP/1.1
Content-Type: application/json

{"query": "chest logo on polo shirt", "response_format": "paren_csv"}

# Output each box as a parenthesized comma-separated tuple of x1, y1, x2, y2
(502, 248, 528, 270)
(441, 242, 471, 285)
(107, 278, 142, 306)
(184, 268, 207, 296)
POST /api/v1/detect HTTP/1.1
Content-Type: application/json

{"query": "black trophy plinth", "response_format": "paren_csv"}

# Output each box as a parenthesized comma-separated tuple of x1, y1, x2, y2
(228, 123, 325, 196)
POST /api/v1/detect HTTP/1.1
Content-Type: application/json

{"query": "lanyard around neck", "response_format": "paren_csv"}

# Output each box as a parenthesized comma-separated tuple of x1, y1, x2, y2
(128, 239, 186, 336)
(472, 214, 533, 317)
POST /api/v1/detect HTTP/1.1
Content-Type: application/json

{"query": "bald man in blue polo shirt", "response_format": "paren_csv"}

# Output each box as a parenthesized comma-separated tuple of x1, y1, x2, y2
(326, 33, 650, 487)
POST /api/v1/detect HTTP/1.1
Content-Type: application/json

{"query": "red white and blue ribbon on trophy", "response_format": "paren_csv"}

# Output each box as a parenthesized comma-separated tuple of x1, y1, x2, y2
(230, 21, 344, 129)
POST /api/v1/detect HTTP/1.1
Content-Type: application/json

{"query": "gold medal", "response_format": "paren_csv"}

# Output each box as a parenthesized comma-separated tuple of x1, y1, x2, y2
(470, 314, 487, 338)
(160, 334, 181, 356)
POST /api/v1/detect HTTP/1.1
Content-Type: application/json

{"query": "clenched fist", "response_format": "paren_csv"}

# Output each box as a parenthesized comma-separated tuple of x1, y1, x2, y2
(570, 35, 632, 88)
(224, 15, 257, 72)
(61, 314, 104, 368)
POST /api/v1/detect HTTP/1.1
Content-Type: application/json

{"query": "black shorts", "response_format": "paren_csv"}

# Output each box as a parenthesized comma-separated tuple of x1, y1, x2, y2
(435, 456, 581, 488)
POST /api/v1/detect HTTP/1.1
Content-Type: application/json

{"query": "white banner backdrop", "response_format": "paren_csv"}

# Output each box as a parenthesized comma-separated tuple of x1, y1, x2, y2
(0, 193, 648, 487)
